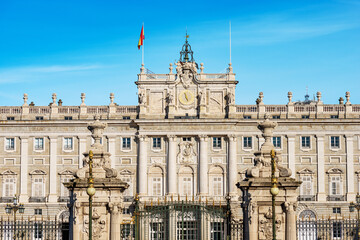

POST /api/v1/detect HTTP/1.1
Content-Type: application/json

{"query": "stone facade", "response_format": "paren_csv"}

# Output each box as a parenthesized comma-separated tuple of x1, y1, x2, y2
(0, 41, 360, 224)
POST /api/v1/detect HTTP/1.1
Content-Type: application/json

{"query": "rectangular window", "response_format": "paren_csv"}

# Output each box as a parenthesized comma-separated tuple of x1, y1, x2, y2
(331, 176, 341, 195)
(333, 222, 342, 238)
(331, 115, 339, 119)
(182, 177, 192, 196)
(301, 136, 310, 148)
(122, 137, 131, 150)
(3, 177, 15, 197)
(122, 116, 130, 120)
(300, 176, 312, 196)
(302, 115, 309, 119)
(63, 137, 73, 150)
(152, 177, 162, 196)
(272, 115, 280, 119)
(35, 116, 44, 120)
(243, 137, 252, 149)
(244, 116, 251, 119)
(152, 137, 161, 149)
(33, 177, 44, 197)
(150, 222, 165, 240)
(333, 208, 341, 214)
(5, 138, 15, 150)
(34, 138, 44, 150)
(210, 222, 223, 240)
(61, 177, 72, 197)
(212, 177, 223, 196)
(34, 209, 42, 215)
(183, 137, 191, 142)
(7, 117, 15, 121)
(331, 136, 340, 148)
(273, 137, 281, 148)
(212, 137, 221, 149)
(64, 116, 72, 120)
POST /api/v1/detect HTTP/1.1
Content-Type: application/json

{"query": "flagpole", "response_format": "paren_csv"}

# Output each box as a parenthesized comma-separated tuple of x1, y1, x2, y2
(229, 20, 232, 64)
(142, 22, 144, 66)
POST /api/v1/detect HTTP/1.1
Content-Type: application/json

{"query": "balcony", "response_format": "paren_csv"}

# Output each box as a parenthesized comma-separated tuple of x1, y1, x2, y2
(29, 197, 46, 202)
(327, 195, 345, 201)
(0, 197, 14, 203)
(298, 195, 316, 201)
(58, 196, 70, 202)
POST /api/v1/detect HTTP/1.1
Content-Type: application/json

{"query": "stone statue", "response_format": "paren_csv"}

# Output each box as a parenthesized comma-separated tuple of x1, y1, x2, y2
(138, 90, 146, 105)
(198, 90, 206, 105)
(226, 91, 234, 105)
(166, 91, 174, 105)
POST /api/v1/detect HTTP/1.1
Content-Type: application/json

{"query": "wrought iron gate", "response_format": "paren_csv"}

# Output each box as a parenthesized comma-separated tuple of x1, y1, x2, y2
(121, 198, 243, 240)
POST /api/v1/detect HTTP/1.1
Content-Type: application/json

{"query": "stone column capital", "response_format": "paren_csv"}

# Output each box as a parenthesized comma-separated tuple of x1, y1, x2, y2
(315, 134, 325, 140)
(345, 135, 354, 140)
(198, 134, 208, 141)
(167, 135, 177, 141)
(227, 134, 237, 142)
(137, 135, 148, 142)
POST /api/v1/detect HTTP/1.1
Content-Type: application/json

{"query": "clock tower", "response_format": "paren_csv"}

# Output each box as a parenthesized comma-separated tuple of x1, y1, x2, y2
(136, 37, 238, 119)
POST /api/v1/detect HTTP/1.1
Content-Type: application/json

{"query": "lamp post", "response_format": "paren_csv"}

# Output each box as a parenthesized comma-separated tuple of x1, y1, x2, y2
(349, 194, 360, 240)
(5, 196, 25, 240)
(86, 150, 96, 240)
(270, 149, 279, 240)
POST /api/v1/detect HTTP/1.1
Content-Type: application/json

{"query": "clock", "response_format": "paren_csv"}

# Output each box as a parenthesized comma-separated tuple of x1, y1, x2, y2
(179, 90, 194, 105)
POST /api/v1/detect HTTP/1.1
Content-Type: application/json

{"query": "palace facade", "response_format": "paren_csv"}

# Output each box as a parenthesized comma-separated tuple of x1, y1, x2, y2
(0, 40, 359, 222)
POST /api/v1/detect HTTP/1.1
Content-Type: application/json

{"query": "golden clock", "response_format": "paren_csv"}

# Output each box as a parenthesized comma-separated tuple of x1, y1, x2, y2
(179, 90, 194, 105)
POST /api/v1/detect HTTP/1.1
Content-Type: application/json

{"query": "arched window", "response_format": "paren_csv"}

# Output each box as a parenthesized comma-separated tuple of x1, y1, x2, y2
(148, 166, 164, 196)
(178, 166, 194, 197)
(209, 166, 224, 197)
(1, 170, 17, 199)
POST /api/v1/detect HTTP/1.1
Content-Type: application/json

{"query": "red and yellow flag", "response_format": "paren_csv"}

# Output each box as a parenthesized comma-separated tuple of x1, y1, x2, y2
(138, 25, 145, 50)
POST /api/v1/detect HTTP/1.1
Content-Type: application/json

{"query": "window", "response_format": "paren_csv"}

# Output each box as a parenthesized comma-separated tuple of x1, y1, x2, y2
(183, 137, 191, 142)
(333, 222, 342, 239)
(35, 116, 44, 120)
(64, 116, 72, 120)
(272, 115, 280, 119)
(34, 209, 42, 215)
(34, 138, 44, 150)
(152, 177, 162, 196)
(243, 137, 252, 149)
(63, 137, 73, 150)
(331, 136, 340, 148)
(6, 117, 14, 121)
(122, 137, 131, 150)
(3, 176, 16, 197)
(34, 223, 43, 239)
(122, 116, 130, 120)
(121, 176, 133, 197)
(301, 136, 310, 148)
(333, 208, 341, 214)
(152, 137, 161, 149)
(211, 222, 223, 240)
(33, 177, 44, 197)
(182, 177, 193, 196)
(212, 176, 223, 196)
(212, 137, 221, 149)
(61, 176, 72, 197)
(244, 116, 251, 119)
(302, 115, 309, 119)
(330, 176, 341, 195)
(331, 115, 339, 119)
(5, 138, 15, 150)
(273, 137, 281, 148)
(300, 176, 312, 196)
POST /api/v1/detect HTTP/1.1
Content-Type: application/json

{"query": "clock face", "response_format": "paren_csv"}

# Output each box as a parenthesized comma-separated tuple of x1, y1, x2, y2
(179, 90, 195, 105)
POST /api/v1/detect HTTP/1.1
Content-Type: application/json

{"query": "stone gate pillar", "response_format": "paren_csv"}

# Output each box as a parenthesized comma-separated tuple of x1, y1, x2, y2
(237, 114, 301, 240)
(65, 116, 128, 240)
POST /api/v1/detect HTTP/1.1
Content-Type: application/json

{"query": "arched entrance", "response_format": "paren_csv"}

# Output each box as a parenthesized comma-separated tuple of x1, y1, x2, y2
(298, 210, 317, 240)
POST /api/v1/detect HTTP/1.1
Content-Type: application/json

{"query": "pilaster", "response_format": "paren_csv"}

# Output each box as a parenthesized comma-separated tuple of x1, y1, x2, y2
(78, 136, 87, 168)
(19, 137, 29, 203)
(48, 136, 58, 203)
(199, 135, 208, 196)
(287, 135, 296, 178)
(346, 135, 355, 201)
(316, 135, 326, 201)
(107, 136, 116, 168)
(228, 135, 237, 195)
(167, 135, 177, 195)
(138, 135, 148, 196)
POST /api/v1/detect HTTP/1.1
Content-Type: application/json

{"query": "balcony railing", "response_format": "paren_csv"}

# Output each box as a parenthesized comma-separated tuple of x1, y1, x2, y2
(327, 195, 345, 201)
(29, 197, 46, 202)
(298, 195, 316, 201)
(58, 196, 70, 202)
(0, 197, 14, 203)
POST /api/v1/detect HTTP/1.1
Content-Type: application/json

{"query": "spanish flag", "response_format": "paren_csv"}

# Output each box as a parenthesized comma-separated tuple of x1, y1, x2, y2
(138, 25, 145, 50)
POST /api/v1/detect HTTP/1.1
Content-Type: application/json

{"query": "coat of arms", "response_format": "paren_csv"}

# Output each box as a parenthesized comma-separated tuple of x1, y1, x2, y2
(177, 141, 197, 164)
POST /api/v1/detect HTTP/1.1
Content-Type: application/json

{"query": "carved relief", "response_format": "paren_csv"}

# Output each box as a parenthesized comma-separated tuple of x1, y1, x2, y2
(84, 208, 106, 239)
(138, 90, 146, 105)
(258, 207, 282, 240)
(177, 141, 197, 164)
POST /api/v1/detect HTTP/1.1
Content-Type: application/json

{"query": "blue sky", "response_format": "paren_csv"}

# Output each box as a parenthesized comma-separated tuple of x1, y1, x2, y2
(0, 0, 359, 106)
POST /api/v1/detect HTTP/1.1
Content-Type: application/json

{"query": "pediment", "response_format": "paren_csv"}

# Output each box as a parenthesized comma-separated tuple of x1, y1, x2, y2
(29, 169, 46, 175)
(1, 170, 16, 175)
(297, 168, 314, 175)
(327, 168, 343, 174)
(58, 169, 74, 175)
(119, 169, 134, 175)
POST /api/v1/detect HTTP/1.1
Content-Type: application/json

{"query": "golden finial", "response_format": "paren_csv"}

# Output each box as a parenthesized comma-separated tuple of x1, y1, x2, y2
(212, 199, 215, 207)
(186, 194, 188, 202)
(157, 198, 160, 205)
(144, 202, 147, 208)
(199, 196, 201, 203)
(41, 215, 43, 221)
(165, 196, 167, 204)
(192, 195, 194, 202)
(89, 150, 94, 160)
(151, 199, 153, 207)
(271, 149, 276, 159)
(178, 194, 180, 201)
(206, 197, 208, 205)
(171, 195, 173, 203)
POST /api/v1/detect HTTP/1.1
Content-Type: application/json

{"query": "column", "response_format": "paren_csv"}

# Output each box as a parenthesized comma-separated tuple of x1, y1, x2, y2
(110, 204, 121, 240)
(199, 135, 208, 195)
(316, 135, 326, 201)
(167, 135, 177, 195)
(138, 135, 148, 195)
(346, 135, 355, 201)
(228, 135, 237, 195)
(19, 137, 29, 203)
(285, 202, 297, 240)
(48, 137, 58, 202)
(287, 135, 296, 178)
(249, 202, 258, 240)
(78, 137, 87, 168)
(108, 136, 116, 168)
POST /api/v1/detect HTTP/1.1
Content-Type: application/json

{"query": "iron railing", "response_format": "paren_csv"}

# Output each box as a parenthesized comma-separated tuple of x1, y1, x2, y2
(0, 217, 69, 240)
(297, 218, 358, 240)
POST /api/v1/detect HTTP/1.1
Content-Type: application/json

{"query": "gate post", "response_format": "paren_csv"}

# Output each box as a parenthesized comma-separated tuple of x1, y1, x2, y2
(240, 187, 251, 240)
